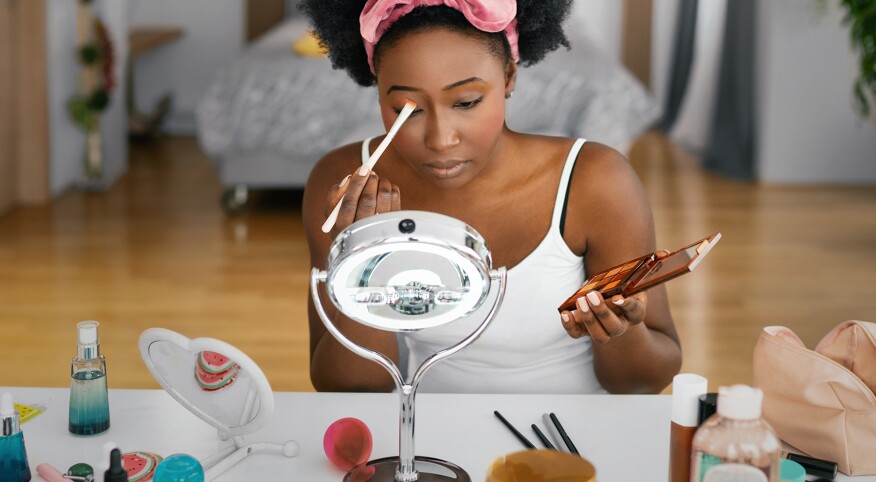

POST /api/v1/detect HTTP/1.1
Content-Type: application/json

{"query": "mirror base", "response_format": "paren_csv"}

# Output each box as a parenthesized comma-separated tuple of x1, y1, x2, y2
(343, 456, 470, 482)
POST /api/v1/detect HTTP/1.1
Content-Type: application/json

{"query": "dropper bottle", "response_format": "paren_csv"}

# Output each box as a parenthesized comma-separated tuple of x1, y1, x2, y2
(104, 448, 128, 482)
(69, 321, 111, 435)
(0, 392, 32, 482)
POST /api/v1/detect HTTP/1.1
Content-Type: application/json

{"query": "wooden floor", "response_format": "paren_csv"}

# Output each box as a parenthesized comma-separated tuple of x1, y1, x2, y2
(1, 133, 874, 393)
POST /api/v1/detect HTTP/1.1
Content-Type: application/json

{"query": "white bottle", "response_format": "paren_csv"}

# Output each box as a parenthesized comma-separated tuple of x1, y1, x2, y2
(690, 385, 780, 482)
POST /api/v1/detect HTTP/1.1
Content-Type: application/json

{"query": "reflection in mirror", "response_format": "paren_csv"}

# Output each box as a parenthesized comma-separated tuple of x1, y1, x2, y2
(327, 240, 492, 331)
(195, 351, 240, 391)
(345, 251, 474, 320)
(146, 341, 260, 431)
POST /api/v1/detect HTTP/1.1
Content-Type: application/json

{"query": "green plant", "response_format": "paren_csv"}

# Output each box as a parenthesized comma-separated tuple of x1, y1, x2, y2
(823, 0, 876, 117)
(67, 17, 115, 131)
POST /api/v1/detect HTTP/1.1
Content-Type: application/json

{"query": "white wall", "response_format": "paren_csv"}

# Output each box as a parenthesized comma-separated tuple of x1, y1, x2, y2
(756, 0, 876, 183)
(667, 0, 726, 152)
(99, 0, 130, 188)
(129, 0, 245, 134)
(567, 0, 623, 62)
(650, 0, 727, 152)
(650, 0, 679, 111)
(47, 0, 128, 196)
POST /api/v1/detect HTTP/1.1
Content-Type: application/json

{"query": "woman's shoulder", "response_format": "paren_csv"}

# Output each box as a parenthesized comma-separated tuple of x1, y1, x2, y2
(564, 139, 651, 250)
(513, 133, 623, 162)
(576, 140, 635, 181)
(306, 140, 369, 187)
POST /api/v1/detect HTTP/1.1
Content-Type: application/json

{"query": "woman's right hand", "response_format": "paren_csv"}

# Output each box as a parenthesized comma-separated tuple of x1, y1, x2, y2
(325, 168, 401, 239)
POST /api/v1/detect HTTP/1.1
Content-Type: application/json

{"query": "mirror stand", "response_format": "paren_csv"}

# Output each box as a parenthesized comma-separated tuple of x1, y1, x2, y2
(312, 266, 507, 482)
(201, 386, 299, 480)
(202, 437, 299, 480)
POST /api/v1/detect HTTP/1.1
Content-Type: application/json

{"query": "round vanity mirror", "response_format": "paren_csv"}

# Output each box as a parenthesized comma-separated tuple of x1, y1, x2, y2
(312, 210, 507, 482)
(324, 211, 493, 331)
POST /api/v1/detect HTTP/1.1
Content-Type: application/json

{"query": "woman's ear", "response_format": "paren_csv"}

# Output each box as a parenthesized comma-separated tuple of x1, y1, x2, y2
(504, 61, 517, 99)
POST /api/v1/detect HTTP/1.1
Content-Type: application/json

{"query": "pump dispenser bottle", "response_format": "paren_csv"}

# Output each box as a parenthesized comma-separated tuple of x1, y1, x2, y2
(691, 385, 781, 482)
(0, 393, 32, 482)
(69, 321, 111, 435)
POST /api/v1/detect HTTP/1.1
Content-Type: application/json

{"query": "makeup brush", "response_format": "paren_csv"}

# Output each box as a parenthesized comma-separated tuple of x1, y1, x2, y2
(321, 99, 417, 234)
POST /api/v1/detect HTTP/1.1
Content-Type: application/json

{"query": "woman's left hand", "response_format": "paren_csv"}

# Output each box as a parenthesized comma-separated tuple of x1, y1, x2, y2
(559, 291, 647, 343)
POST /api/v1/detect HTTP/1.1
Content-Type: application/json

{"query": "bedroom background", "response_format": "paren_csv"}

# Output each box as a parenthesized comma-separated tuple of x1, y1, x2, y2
(1, 0, 874, 393)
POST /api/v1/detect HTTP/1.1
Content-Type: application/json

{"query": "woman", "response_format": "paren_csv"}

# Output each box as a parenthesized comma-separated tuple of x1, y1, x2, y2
(301, 0, 681, 394)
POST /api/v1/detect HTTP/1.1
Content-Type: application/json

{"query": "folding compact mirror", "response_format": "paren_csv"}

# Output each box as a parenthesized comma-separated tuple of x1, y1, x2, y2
(138, 328, 298, 480)
(312, 211, 507, 482)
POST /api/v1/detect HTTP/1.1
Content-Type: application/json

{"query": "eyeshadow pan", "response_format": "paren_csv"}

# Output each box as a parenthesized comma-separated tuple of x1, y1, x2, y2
(579, 282, 596, 292)
(603, 280, 620, 290)
(590, 273, 605, 282)
(607, 271, 628, 282)
(607, 267, 623, 277)
(623, 260, 641, 270)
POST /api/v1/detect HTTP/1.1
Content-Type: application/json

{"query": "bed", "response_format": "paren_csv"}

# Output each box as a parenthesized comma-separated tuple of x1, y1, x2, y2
(196, 11, 660, 214)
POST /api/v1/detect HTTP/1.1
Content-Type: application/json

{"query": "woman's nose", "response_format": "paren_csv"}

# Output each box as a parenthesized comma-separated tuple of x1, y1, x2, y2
(423, 111, 460, 153)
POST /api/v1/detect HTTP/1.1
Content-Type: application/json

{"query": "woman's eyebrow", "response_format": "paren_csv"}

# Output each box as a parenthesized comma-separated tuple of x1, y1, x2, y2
(386, 77, 487, 95)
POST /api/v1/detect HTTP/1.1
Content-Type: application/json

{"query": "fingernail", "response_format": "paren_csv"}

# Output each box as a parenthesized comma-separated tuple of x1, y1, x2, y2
(613, 298, 625, 306)
(358, 164, 370, 176)
(339, 175, 351, 188)
(586, 291, 601, 306)
(577, 298, 589, 313)
(561, 313, 570, 323)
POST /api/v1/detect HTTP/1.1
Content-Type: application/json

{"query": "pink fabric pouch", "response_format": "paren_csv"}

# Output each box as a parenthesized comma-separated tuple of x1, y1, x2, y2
(752, 321, 876, 475)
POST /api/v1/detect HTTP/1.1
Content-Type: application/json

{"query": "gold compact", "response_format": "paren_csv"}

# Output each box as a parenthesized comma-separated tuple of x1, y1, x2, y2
(558, 233, 721, 313)
(487, 449, 597, 482)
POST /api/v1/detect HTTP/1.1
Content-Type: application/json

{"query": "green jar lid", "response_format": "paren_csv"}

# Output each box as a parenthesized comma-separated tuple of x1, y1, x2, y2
(780, 458, 806, 482)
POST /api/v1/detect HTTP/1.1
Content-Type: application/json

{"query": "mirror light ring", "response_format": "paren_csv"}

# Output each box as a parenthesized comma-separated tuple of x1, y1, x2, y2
(326, 240, 491, 331)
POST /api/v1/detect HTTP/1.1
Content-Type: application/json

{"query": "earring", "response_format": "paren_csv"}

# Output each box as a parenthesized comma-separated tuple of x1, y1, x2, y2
(506, 91, 514, 99)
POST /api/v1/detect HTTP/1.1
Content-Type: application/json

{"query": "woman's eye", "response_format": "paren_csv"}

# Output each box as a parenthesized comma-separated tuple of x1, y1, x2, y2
(393, 107, 423, 116)
(455, 98, 483, 110)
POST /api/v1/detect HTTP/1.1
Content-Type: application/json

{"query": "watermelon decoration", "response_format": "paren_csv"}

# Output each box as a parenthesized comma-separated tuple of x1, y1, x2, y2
(14, 402, 41, 423)
(194, 362, 239, 391)
(197, 351, 235, 374)
(121, 451, 163, 481)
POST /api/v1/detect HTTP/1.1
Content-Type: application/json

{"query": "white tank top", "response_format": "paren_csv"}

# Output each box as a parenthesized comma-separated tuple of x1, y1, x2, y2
(361, 138, 604, 394)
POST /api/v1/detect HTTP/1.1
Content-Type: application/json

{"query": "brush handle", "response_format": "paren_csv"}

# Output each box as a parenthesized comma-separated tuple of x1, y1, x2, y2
(321, 198, 345, 233)
(321, 101, 416, 234)
(36, 464, 68, 482)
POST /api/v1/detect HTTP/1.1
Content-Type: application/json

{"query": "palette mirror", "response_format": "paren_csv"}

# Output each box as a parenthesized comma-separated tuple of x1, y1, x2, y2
(558, 233, 721, 312)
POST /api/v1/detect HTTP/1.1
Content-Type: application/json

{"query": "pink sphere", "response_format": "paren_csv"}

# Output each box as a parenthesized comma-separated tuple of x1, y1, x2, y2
(324, 417, 373, 471)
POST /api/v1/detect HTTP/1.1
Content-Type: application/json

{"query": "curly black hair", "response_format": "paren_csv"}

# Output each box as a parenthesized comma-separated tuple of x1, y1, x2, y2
(301, 0, 573, 87)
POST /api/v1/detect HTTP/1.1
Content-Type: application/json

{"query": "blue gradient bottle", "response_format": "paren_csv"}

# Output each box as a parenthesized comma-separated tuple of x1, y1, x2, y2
(69, 321, 111, 435)
(0, 393, 32, 482)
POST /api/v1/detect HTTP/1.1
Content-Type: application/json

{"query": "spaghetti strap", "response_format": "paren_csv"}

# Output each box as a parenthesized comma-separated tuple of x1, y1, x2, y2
(361, 137, 376, 165)
(550, 138, 587, 229)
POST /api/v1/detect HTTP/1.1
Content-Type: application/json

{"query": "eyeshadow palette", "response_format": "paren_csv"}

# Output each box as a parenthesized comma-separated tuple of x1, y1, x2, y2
(558, 233, 721, 313)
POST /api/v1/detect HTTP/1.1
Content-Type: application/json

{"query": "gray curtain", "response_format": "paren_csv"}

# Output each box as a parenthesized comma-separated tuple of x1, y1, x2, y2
(658, 0, 699, 131)
(703, 0, 756, 180)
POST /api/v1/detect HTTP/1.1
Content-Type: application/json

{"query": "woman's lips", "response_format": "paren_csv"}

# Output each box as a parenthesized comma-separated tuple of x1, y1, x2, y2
(424, 160, 470, 179)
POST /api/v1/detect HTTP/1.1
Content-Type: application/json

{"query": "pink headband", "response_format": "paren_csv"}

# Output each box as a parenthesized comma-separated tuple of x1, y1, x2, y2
(360, 0, 519, 74)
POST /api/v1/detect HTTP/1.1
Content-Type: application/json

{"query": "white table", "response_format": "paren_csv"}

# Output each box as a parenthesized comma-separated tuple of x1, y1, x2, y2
(2, 387, 868, 481)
